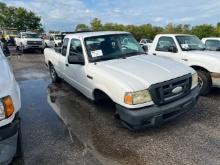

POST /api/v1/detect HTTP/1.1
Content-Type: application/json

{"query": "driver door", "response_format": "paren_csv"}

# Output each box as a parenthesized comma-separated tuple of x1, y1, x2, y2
(65, 38, 91, 95)
(154, 36, 181, 63)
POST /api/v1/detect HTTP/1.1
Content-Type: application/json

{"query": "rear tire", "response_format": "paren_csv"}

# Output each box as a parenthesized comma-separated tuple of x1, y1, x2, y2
(49, 64, 61, 83)
(197, 70, 212, 95)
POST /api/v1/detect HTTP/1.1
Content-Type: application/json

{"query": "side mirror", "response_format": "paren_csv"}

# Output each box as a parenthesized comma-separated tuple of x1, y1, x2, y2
(68, 55, 84, 65)
(3, 46, 10, 57)
(142, 45, 148, 52)
(55, 47, 62, 53)
(168, 46, 178, 53)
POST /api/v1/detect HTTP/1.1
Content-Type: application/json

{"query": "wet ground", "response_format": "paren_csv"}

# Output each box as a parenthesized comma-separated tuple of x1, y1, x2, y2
(9, 47, 220, 165)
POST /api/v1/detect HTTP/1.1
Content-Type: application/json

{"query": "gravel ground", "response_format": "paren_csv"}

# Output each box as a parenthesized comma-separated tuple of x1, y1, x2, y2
(8, 47, 220, 165)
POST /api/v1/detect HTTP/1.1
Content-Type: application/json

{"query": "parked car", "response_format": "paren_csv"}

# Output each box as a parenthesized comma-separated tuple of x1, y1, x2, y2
(149, 34, 220, 95)
(44, 31, 199, 129)
(0, 45, 22, 164)
(201, 38, 220, 51)
(139, 38, 153, 52)
(15, 31, 44, 53)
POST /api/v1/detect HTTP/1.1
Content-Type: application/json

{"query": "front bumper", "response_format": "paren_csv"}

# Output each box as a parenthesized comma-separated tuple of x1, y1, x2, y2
(0, 115, 20, 165)
(24, 45, 43, 50)
(116, 86, 200, 129)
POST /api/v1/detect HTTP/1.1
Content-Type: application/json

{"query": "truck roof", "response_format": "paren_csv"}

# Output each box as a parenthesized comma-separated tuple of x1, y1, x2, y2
(20, 31, 37, 34)
(65, 31, 130, 38)
(202, 37, 220, 40)
(156, 34, 194, 37)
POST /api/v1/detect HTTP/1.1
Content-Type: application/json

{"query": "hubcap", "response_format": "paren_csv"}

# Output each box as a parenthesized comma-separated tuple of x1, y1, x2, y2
(50, 67, 56, 79)
(198, 76, 203, 89)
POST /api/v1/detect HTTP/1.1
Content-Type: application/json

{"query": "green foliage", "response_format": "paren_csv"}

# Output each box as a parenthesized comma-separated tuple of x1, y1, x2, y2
(90, 18, 102, 31)
(0, 2, 43, 32)
(191, 24, 216, 39)
(75, 24, 89, 31)
(89, 18, 220, 40)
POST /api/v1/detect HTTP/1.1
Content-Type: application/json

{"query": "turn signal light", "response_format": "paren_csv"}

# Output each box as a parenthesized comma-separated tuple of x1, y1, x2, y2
(3, 96, 14, 118)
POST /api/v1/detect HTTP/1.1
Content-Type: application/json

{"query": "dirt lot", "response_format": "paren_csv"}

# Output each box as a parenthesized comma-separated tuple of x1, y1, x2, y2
(9, 47, 220, 165)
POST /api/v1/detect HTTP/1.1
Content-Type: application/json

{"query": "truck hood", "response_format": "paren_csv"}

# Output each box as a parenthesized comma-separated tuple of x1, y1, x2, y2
(0, 58, 13, 96)
(93, 55, 194, 90)
(183, 50, 220, 59)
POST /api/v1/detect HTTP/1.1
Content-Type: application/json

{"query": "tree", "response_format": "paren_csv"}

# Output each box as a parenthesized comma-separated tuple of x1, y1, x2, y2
(0, 2, 43, 32)
(90, 18, 102, 31)
(191, 24, 216, 39)
(75, 24, 89, 31)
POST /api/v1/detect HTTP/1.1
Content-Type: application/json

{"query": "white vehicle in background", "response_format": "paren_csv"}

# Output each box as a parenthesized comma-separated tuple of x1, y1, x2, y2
(44, 31, 199, 130)
(149, 34, 220, 95)
(47, 34, 63, 48)
(201, 38, 220, 51)
(0, 45, 22, 164)
(15, 32, 44, 53)
(139, 38, 153, 52)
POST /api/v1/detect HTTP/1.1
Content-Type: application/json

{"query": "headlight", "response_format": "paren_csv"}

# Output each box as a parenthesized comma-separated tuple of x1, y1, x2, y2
(191, 73, 198, 89)
(0, 101, 5, 120)
(124, 89, 152, 105)
(0, 96, 14, 121)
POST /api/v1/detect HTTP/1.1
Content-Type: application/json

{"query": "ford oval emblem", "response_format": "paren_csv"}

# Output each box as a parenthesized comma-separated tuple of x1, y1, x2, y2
(172, 86, 183, 94)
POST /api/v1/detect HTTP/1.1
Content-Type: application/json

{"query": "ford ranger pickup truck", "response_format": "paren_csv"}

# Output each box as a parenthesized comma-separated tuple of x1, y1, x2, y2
(0, 45, 22, 164)
(44, 31, 199, 129)
(15, 31, 44, 53)
(149, 34, 220, 95)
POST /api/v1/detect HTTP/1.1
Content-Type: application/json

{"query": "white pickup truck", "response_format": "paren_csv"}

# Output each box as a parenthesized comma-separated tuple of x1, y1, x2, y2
(0, 45, 22, 164)
(44, 31, 199, 129)
(15, 32, 44, 53)
(149, 34, 220, 95)
(201, 37, 220, 51)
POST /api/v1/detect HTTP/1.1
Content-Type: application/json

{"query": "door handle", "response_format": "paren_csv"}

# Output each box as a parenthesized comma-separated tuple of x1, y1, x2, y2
(181, 59, 188, 61)
(153, 53, 156, 55)
(66, 64, 69, 67)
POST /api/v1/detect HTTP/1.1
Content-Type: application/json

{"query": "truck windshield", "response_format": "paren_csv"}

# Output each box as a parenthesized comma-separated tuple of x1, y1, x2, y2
(23, 33, 39, 38)
(84, 34, 145, 62)
(176, 36, 205, 51)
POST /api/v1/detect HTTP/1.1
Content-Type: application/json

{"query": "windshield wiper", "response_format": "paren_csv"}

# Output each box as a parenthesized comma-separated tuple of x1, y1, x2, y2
(92, 56, 118, 62)
(124, 51, 145, 57)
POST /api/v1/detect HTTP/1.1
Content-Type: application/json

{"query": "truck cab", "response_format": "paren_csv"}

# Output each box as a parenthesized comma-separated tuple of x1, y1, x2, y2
(201, 37, 220, 51)
(149, 34, 220, 95)
(44, 31, 199, 129)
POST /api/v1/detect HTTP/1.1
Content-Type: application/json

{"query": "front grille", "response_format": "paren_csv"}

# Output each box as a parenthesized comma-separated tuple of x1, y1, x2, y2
(149, 74, 192, 105)
(27, 41, 42, 45)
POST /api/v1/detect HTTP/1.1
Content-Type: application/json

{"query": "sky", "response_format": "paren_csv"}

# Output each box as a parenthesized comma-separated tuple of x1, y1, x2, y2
(1, 0, 220, 32)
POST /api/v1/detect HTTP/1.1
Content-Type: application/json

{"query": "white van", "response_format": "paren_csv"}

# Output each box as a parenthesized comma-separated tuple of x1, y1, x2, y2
(0, 42, 22, 164)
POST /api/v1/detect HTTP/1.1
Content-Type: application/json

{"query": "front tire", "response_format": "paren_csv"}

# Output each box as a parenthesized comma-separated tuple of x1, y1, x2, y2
(13, 121, 24, 164)
(49, 64, 61, 83)
(197, 70, 212, 95)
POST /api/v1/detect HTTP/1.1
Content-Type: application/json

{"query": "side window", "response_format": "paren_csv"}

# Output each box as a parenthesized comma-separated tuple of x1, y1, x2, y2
(156, 37, 177, 52)
(69, 39, 83, 57)
(62, 38, 69, 56)
(205, 40, 220, 50)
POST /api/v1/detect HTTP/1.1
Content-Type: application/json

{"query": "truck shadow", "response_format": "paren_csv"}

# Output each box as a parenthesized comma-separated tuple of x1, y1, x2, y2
(47, 82, 220, 165)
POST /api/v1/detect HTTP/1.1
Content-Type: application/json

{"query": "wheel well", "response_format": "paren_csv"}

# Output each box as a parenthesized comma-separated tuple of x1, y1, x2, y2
(48, 61, 53, 66)
(93, 89, 111, 102)
(191, 66, 209, 72)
